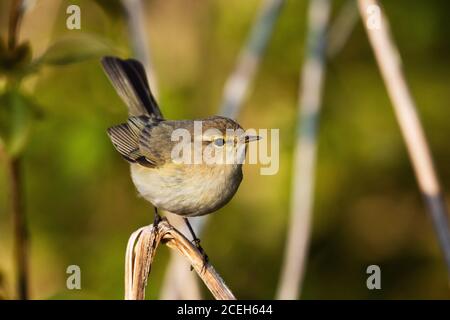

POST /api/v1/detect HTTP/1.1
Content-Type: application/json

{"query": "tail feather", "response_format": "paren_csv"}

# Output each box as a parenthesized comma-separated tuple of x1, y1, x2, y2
(101, 56, 163, 119)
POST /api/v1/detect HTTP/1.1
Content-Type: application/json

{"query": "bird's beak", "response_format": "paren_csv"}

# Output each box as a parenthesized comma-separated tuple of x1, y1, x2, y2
(244, 135, 262, 143)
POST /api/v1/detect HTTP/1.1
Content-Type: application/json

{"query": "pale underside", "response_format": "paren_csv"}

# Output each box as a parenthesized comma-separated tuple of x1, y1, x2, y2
(130, 162, 243, 216)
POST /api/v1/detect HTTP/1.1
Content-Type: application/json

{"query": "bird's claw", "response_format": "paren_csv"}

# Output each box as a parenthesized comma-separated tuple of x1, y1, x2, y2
(191, 239, 208, 273)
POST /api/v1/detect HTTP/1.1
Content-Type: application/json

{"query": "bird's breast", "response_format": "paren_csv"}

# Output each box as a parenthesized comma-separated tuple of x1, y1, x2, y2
(130, 163, 243, 216)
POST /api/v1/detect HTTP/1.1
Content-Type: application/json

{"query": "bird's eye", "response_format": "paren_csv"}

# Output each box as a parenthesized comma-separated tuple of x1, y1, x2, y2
(214, 138, 225, 147)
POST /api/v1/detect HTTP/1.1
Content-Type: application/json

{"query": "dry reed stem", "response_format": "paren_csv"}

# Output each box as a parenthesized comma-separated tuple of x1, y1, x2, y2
(276, 0, 331, 300)
(220, 0, 285, 119)
(125, 219, 236, 300)
(358, 0, 450, 277)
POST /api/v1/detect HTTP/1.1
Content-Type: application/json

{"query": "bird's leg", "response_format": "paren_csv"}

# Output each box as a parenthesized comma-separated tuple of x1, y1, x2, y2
(151, 207, 163, 250)
(183, 217, 202, 248)
(153, 207, 162, 227)
(184, 217, 208, 272)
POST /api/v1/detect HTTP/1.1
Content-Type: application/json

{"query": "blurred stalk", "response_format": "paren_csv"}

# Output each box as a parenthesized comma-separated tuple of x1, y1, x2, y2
(5, 156, 29, 300)
(121, 0, 159, 97)
(159, 238, 202, 300)
(276, 0, 331, 300)
(4, 0, 30, 300)
(326, 0, 358, 58)
(160, 0, 285, 299)
(8, 0, 24, 50)
(159, 216, 201, 300)
(358, 0, 450, 277)
(220, 0, 285, 119)
(192, 0, 285, 270)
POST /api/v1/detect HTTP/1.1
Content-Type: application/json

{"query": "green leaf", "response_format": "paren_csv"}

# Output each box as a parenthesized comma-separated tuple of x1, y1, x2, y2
(35, 34, 113, 66)
(0, 89, 41, 157)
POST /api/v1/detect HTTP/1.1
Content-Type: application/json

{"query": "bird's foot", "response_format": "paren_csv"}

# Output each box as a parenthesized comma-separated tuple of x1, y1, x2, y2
(191, 238, 208, 273)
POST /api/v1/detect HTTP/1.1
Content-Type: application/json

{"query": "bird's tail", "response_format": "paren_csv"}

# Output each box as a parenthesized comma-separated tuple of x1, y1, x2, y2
(101, 56, 163, 119)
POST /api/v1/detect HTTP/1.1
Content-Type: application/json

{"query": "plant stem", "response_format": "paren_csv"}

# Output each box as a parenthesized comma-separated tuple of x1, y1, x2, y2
(8, 0, 24, 50)
(220, 0, 285, 119)
(276, 0, 331, 300)
(6, 0, 30, 300)
(125, 220, 235, 300)
(6, 156, 29, 299)
(358, 0, 450, 277)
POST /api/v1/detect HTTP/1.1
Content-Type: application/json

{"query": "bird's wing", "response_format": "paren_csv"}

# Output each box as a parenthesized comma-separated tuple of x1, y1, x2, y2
(101, 56, 163, 119)
(107, 116, 158, 168)
(137, 123, 171, 167)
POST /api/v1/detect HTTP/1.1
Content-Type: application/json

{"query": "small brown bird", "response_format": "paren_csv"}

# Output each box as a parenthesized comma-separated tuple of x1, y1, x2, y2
(101, 56, 259, 252)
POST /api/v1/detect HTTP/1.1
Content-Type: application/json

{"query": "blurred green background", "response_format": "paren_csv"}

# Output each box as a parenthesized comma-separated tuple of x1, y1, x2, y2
(1, 0, 450, 299)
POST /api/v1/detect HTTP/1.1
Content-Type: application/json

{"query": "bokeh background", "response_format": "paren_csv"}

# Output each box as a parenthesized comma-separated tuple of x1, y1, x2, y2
(1, 0, 450, 299)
